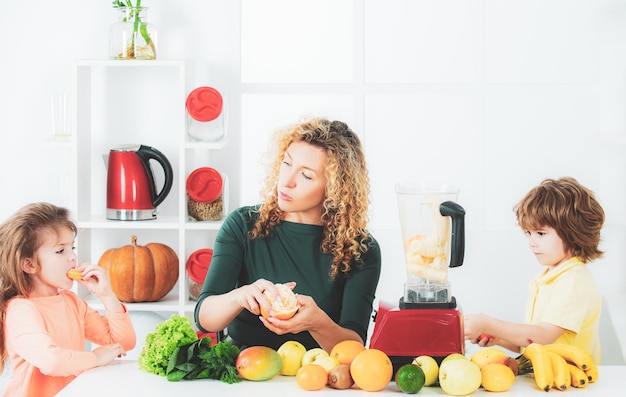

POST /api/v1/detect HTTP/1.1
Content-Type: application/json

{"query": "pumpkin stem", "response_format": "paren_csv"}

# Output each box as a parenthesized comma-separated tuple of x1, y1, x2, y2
(131, 235, 137, 246)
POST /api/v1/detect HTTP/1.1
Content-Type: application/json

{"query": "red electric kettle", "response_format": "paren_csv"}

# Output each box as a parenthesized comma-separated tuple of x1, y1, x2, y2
(106, 144, 174, 220)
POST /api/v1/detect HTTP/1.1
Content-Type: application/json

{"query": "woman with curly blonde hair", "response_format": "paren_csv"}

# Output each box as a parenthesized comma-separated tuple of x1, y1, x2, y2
(195, 117, 381, 352)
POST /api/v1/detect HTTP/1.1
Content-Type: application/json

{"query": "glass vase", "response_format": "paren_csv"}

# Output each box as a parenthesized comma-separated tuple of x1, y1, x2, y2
(109, 7, 157, 60)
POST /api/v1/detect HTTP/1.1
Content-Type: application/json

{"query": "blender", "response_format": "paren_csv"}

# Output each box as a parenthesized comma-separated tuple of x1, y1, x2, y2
(369, 182, 466, 370)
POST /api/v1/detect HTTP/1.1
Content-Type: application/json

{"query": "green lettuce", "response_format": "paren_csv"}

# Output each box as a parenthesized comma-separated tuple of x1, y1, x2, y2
(138, 314, 199, 376)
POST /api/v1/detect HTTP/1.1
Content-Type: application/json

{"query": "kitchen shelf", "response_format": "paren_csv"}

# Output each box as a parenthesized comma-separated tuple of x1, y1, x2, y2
(77, 217, 181, 229)
(71, 59, 227, 315)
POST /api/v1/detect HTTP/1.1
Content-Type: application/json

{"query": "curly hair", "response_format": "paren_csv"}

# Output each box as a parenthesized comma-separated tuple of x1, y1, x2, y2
(514, 177, 605, 262)
(249, 117, 373, 279)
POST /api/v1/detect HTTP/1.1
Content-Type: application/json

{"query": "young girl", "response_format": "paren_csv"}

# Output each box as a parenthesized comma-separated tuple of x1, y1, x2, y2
(0, 202, 136, 397)
(464, 177, 605, 364)
(195, 117, 381, 352)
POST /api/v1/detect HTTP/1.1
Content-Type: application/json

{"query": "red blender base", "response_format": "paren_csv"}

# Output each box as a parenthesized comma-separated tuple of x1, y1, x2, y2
(369, 298, 464, 372)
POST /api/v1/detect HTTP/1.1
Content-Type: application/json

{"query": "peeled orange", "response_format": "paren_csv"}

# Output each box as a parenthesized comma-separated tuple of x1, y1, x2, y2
(330, 340, 366, 366)
(260, 283, 299, 320)
(350, 348, 393, 392)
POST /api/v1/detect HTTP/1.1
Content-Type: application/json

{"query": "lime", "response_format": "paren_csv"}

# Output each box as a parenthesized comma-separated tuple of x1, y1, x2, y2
(395, 364, 426, 394)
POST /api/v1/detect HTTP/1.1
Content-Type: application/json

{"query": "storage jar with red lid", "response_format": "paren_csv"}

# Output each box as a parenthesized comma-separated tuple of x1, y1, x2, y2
(186, 86, 226, 142)
(186, 248, 213, 300)
(186, 167, 224, 221)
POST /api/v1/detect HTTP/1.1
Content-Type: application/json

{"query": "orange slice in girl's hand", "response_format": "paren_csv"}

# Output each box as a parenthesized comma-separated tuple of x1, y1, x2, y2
(66, 268, 83, 280)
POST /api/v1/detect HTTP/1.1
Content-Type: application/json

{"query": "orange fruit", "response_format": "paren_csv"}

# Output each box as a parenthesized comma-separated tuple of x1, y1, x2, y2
(330, 340, 366, 365)
(481, 363, 516, 392)
(296, 364, 328, 391)
(260, 283, 299, 320)
(350, 348, 393, 392)
(66, 268, 83, 280)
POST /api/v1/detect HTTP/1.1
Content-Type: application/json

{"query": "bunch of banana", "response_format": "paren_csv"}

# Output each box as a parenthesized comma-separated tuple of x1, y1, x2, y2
(545, 343, 598, 385)
(516, 342, 598, 392)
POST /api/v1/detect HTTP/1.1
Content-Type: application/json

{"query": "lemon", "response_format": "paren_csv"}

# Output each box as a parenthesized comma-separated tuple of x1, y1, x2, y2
(481, 363, 515, 392)
(395, 364, 425, 394)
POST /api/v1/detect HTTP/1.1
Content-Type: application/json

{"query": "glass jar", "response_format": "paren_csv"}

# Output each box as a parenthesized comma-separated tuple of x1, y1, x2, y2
(110, 7, 157, 60)
(186, 87, 227, 142)
(186, 249, 213, 301)
(186, 167, 225, 221)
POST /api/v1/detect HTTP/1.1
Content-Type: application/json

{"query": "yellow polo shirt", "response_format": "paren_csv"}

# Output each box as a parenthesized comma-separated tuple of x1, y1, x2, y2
(524, 257, 602, 364)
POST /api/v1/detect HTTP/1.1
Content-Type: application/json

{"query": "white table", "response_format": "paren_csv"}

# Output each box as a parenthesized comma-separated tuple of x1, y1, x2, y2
(57, 360, 626, 396)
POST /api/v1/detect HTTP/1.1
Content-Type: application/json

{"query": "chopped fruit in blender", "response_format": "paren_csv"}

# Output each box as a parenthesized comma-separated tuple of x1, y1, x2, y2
(403, 196, 452, 284)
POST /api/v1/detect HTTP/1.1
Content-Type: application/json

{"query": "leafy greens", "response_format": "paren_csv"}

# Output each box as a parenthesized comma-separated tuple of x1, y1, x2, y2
(138, 314, 199, 376)
(166, 337, 241, 384)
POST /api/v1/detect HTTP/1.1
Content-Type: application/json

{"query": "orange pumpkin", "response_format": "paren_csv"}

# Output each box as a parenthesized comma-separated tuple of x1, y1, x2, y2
(98, 235, 179, 303)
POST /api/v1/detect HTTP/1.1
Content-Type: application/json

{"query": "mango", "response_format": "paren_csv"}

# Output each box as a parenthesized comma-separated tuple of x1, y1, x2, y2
(236, 346, 282, 381)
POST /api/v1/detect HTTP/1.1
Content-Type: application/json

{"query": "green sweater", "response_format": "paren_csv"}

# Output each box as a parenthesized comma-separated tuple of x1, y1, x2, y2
(194, 205, 382, 350)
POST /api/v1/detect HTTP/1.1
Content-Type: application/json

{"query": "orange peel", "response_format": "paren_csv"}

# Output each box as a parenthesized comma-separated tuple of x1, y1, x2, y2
(260, 283, 299, 320)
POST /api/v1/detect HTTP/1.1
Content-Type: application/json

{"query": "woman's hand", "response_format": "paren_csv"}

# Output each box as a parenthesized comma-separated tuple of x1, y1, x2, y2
(234, 278, 289, 316)
(260, 292, 361, 352)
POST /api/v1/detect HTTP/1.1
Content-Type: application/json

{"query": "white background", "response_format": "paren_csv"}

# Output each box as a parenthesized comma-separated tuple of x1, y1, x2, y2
(0, 0, 625, 370)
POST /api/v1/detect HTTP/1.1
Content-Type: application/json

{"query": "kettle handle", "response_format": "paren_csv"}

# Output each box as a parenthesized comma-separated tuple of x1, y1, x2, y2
(136, 145, 174, 208)
(440, 201, 465, 268)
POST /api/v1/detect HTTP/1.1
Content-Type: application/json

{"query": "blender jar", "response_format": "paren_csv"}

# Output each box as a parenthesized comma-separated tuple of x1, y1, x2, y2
(395, 182, 465, 304)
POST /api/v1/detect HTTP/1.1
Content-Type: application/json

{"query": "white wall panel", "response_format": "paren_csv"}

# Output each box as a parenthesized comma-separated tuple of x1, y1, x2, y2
(241, 0, 354, 83)
(364, 0, 481, 84)
(485, 0, 600, 84)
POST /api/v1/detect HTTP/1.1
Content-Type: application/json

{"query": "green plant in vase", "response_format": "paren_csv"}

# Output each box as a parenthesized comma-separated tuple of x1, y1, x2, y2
(111, 0, 157, 60)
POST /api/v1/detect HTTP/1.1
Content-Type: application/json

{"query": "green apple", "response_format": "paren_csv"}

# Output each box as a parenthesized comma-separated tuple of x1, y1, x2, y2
(277, 340, 307, 376)
(412, 355, 439, 386)
(439, 358, 482, 396)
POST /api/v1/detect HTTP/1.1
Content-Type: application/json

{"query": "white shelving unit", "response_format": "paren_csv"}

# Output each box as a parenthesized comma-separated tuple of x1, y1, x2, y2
(71, 60, 226, 315)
